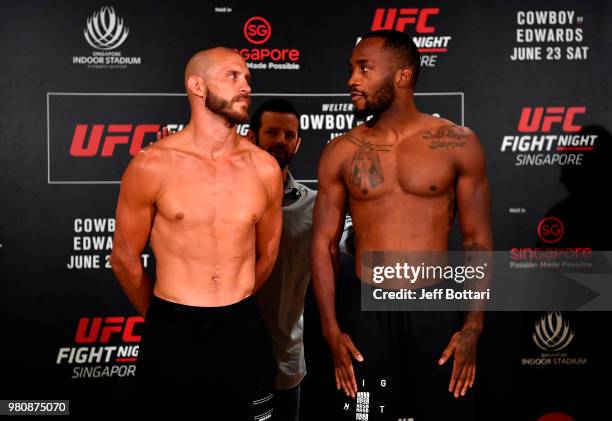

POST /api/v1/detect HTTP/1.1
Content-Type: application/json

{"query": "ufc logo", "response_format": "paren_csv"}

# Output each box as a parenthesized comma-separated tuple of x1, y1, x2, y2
(75, 316, 144, 343)
(517, 107, 585, 133)
(70, 124, 160, 157)
(371, 8, 439, 33)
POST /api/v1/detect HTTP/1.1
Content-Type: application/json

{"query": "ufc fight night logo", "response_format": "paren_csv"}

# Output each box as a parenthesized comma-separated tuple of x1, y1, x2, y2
(500, 105, 597, 166)
(56, 315, 143, 379)
(367, 8, 451, 67)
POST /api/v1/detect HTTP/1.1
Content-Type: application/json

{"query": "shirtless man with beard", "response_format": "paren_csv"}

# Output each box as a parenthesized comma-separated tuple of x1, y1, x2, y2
(311, 30, 492, 420)
(110, 47, 282, 417)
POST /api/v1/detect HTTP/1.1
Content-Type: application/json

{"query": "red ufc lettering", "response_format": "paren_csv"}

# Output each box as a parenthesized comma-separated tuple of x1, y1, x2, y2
(371, 8, 439, 33)
(101, 125, 132, 156)
(562, 107, 585, 132)
(70, 124, 104, 157)
(75, 316, 144, 343)
(69, 124, 160, 157)
(123, 316, 144, 342)
(75, 317, 102, 343)
(130, 125, 159, 155)
(517, 107, 586, 133)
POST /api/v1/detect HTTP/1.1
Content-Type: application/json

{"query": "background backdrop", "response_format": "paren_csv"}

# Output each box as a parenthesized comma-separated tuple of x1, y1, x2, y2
(1, 1, 611, 419)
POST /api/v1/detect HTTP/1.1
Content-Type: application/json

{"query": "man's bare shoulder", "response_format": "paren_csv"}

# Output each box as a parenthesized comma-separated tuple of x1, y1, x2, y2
(316, 128, 369, 181)
(418, 116, 487, 173)
(119, 134, 179, 190)
(239, 137, 278, 168)
(238, 137, 282, 183)
(419, 114, 482, 149)
(143, 130, 190, 155)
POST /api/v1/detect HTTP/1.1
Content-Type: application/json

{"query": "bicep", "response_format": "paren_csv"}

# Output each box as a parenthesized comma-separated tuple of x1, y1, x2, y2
(255, 165, 283, 252)
(113, 159, 156, 253)
(455, 136, 492, 242)
(312, 146, 347, 247)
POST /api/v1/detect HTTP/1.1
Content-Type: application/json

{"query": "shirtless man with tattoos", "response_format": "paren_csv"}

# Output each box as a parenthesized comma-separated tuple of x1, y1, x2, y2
(311, 30, 492, 420)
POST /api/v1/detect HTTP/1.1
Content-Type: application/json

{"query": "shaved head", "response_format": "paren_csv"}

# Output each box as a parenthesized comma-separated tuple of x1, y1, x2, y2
(184, 47, 252, 125)
(184, 47, 241, 90)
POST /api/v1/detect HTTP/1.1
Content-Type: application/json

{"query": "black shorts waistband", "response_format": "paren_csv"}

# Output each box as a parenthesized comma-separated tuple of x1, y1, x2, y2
(147, 294, 260, 324)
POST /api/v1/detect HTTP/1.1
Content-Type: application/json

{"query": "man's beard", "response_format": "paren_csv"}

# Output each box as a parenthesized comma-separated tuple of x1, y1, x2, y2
(354, 76, 395, 120)
(205, 89, 250, 124)
(266, 144, 295, 169)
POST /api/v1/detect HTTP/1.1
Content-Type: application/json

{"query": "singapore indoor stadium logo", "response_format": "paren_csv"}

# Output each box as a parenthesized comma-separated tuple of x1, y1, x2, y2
(73, 6, 141, 69)
(84, 6, 129, 51)
(532, 311, 575, 352)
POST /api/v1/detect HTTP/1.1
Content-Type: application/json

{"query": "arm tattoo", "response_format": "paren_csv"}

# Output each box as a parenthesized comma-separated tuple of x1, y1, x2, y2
(347, 135, 393, 194)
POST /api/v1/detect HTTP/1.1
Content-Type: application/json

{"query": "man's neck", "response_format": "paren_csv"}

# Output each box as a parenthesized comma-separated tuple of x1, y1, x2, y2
(369, 95, 421, 134)
(187, 107, 238, 159)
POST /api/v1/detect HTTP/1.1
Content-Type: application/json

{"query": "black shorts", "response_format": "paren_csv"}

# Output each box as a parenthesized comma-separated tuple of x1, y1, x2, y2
(136, 295, 276, 419)
(335, 272, 476, 421)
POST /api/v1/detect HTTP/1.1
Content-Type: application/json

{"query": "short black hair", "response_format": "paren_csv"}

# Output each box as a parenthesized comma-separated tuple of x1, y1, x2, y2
(361, 29, 421, 87)
(249, 98, 301, 140)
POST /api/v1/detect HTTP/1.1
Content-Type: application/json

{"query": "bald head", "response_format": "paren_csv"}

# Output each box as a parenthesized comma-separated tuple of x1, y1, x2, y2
(183, 47, 252, 125)
(184, 47, 242, 90)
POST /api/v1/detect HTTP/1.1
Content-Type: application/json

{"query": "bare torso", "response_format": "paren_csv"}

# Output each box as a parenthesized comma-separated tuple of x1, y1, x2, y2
(336, 114, 473, 284)
(143, 132, 272, 306)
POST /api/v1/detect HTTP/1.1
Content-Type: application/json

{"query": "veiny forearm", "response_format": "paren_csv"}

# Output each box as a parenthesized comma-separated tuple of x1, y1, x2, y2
(462, 235, 492, 333)
(110, 253, 153, 316)
(254, 253, 277, 291)
(311, 239, 342, 339)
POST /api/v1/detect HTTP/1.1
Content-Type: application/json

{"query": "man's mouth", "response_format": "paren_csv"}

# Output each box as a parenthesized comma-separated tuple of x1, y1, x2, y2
(234, 96, 251, 106)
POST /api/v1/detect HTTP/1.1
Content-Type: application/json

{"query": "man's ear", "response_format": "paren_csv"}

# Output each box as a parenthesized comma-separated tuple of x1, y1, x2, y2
(187, 76, 207, 99)
(246, 129, 257, 145)
(397, 67, 414, 89)
(293, 137, 302, 155)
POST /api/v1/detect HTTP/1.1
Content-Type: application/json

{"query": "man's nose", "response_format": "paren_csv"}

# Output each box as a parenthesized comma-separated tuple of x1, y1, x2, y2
(348, 71, 360, 89)
(241, 80, 252, 95)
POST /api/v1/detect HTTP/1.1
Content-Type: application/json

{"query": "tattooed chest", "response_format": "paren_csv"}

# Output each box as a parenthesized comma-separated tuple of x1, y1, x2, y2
(346, 134, 456, 199)
(346, 136, 394, 198)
